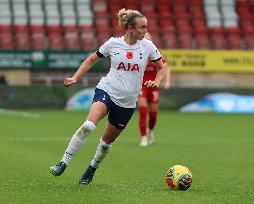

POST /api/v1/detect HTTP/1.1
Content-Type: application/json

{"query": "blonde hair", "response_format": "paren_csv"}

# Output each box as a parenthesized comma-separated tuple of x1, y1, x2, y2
(118, 8, 145, 29)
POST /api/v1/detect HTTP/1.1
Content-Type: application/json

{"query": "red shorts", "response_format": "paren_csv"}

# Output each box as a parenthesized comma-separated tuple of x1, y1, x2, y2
(140, 87, 160, 104)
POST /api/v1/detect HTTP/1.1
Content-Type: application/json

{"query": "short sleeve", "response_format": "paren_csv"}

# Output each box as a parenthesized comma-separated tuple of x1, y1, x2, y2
(148, 42, 161, 61)
(98, 37, 113, 57)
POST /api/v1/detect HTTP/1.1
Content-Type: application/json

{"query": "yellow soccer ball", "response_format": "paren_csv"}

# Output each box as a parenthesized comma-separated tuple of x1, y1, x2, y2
(166, 165, 192, 190)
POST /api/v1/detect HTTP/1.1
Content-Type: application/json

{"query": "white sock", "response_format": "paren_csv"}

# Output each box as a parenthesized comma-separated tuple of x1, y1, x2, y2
(90, 138, 112, 168)
(61, 120, 96, 165)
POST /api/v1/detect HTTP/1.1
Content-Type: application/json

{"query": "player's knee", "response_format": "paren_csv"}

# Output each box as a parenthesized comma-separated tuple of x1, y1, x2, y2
(77, 120, 96, 140)
(83, 120, 96, 132)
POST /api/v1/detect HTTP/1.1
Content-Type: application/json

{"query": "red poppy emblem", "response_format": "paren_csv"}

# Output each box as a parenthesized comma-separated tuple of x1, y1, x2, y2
(126, 51, 133, 59)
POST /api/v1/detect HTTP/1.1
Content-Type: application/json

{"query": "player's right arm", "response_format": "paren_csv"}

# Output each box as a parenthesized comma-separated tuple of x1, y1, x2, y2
(64, 53, 100, 87)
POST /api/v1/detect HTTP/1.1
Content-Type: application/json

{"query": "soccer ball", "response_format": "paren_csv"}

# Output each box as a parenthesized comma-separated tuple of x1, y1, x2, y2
(166, 165, 192, 190)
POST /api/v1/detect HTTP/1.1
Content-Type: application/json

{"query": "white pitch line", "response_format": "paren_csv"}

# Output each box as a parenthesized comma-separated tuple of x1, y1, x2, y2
(0, 108, 40, 118)
(9, 137, 69, 142)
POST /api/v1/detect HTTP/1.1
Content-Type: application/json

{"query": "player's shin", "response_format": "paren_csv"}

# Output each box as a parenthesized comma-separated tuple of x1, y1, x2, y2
(90, 138, 112, 168)
(148, 111, 157, 144)
(139, 107, 147, 136)
(149, 111, 157, 130)
(79, 138, 112, 184)
(61, 120, 96, 165)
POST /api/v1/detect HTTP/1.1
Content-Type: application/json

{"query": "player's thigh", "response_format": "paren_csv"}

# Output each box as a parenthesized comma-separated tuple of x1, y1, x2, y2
(148, 89, 160, 112)
(148, 90, 160, 103)
(87, 101, 108, 125)
(138, 96, 148, 107)
(108, 104, 134, 130)
(102, 104, 134, 143)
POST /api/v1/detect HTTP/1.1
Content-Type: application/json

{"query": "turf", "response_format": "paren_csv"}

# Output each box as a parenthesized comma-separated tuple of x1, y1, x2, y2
(0, 110, 254, 204)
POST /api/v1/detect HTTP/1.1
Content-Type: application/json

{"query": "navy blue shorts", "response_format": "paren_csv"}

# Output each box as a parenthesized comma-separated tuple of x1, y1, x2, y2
(92, 88, 135, 130)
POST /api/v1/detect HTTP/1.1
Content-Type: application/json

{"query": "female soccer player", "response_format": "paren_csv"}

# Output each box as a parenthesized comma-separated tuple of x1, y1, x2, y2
(49, 8, 166, 185)
(138, 33, 171, 146)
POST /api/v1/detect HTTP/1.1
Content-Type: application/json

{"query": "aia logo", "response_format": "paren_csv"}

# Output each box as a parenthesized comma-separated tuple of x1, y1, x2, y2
(126, 51, 133, 59)
(117, 62, 140, 72)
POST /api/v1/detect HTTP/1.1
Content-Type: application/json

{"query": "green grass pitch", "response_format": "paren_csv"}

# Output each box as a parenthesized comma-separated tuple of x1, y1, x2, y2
(0, 110, 254, 203)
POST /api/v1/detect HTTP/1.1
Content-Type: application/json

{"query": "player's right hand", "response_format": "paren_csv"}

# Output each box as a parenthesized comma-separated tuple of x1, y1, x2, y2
(64, 77, 77, 87)
(163, 82, 170, 90)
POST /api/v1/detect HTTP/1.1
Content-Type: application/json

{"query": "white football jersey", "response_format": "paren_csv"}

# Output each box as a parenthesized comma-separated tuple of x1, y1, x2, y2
(96, 36, 161, 108)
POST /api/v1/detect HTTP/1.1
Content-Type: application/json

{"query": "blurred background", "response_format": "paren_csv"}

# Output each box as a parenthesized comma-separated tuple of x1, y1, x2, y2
(0, 0, 254, 110)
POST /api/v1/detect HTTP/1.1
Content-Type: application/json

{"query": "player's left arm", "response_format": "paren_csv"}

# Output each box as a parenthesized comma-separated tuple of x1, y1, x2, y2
(162, 60, 171, 90)
(144, 59, 166, 88)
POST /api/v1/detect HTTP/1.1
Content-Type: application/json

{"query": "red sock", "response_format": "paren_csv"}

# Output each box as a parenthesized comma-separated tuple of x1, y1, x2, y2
(139, 107, 147, 136)
(149, 111, 158, 130)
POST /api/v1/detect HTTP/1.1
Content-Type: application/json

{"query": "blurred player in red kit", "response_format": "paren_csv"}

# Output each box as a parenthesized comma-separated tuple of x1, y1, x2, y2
(138, 32, 171, 146)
